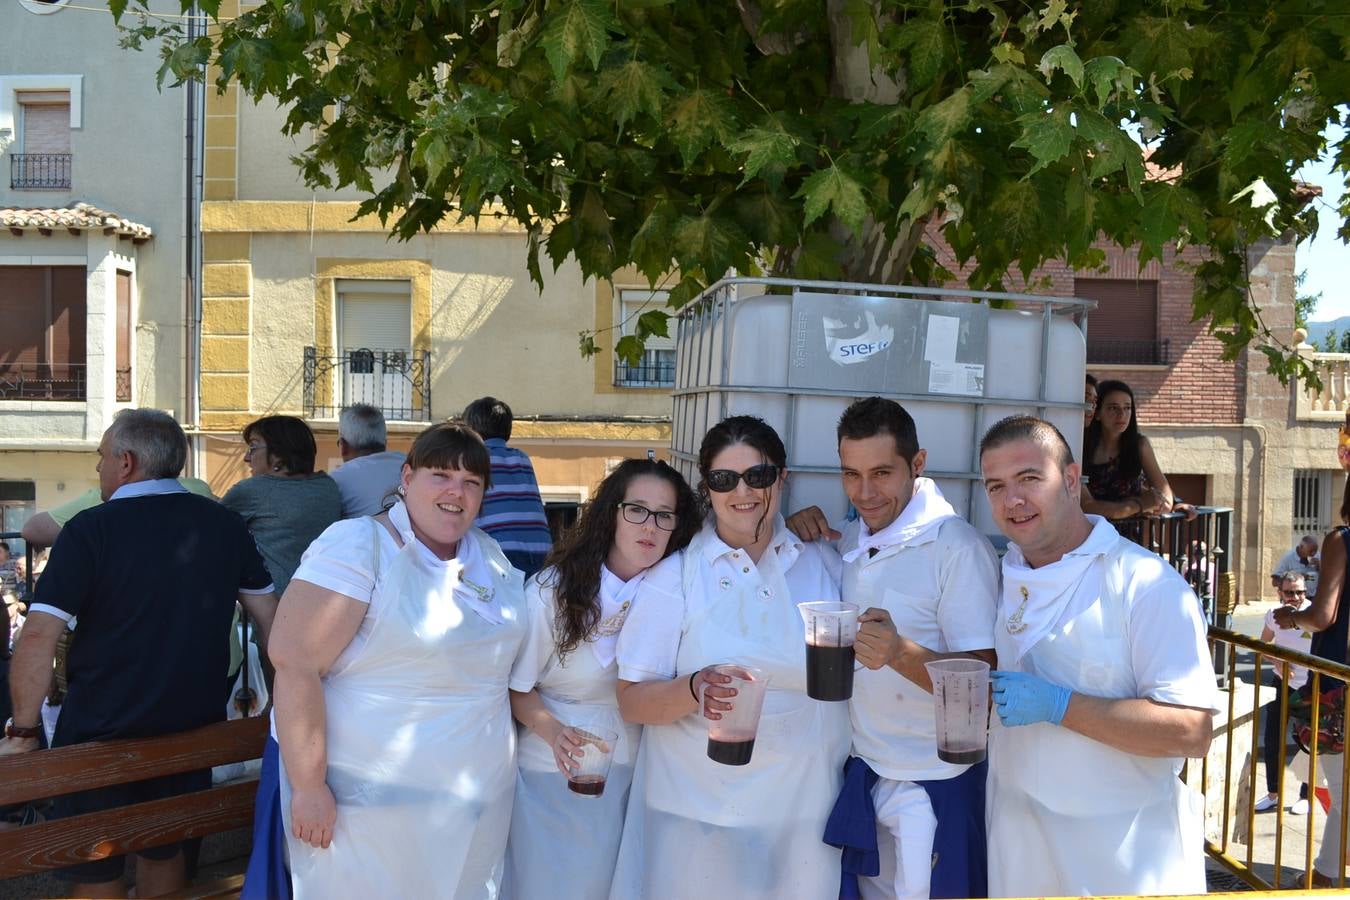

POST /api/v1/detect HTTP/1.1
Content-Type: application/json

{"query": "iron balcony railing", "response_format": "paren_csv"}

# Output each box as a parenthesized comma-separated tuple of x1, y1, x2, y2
(1087, 337, 1170, 365)
(302, 346, 431, 422)
(614, 350, 675, 388)
(0, 363, 86, 401)
(9, 153, 71, 190)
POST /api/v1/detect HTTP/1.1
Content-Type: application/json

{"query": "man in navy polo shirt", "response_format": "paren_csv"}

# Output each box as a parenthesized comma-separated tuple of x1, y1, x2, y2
(0, 409, 277, 897)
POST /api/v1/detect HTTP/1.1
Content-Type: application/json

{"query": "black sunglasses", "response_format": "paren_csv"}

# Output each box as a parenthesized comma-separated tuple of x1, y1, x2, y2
(705, 463, 781, 493)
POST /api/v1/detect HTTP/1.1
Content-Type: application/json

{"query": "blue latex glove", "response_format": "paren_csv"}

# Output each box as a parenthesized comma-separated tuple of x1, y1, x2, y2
(990, 670, 1072, 727)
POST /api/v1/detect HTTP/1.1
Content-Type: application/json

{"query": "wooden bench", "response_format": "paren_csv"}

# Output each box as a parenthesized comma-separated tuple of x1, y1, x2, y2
(0, 716, 267, 895)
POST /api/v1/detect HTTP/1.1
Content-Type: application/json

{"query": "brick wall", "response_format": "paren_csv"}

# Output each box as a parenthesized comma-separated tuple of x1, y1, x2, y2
(926, 229, 1253, 426)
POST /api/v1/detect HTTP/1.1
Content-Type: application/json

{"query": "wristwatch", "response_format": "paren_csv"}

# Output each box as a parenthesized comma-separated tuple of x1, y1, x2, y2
(4, 718, 41, 740)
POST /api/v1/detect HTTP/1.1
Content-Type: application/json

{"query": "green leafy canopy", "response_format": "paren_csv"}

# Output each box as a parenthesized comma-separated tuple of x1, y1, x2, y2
(113, 0, 1350, 383)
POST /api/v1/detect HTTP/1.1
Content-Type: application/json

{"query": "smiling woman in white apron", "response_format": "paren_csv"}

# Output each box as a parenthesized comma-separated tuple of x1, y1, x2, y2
(504, 459, 700, 899)
(266, 424, 527, 898)
(613, 416, 850, 900)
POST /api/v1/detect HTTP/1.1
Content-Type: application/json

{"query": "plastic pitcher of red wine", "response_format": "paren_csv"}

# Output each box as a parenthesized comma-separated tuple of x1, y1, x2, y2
(702, 665, 770, 766)
(567, 727, 619, 798)
(798, 601, 860, 701)
(925, 659, 990, 765)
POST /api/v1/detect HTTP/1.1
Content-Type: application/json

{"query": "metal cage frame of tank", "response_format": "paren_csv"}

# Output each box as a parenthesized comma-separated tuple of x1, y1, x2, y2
(668, 277, 1097, 528)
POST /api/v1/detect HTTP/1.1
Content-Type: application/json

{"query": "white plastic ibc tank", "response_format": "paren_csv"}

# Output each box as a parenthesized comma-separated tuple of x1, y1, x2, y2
(987, 308, 1086, 404)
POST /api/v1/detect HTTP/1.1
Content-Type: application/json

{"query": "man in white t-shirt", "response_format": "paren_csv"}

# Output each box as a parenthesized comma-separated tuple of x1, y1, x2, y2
(978, 415, 1217, 897)
(788, 397, 998, 899)
(1256, 571, 1313, 814)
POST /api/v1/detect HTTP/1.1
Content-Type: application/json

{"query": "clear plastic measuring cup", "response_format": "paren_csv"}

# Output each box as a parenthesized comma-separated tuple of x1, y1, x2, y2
(925, 658, 990, 765)
(703, 665, 770, 766)
(798, 601, 860, 701)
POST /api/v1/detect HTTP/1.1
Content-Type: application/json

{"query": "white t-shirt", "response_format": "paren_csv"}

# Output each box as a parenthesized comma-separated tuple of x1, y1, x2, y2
(617, 522, 839, 682)
(329, 450, 407, 519)
(1004, 517, 1222, 714)
(841, 515, 999, 781)
(1264, 602, 1312, 689)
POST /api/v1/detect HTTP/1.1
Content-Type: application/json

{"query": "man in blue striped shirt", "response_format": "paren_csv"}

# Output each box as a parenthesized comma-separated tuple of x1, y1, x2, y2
(463, 397, 553, 576)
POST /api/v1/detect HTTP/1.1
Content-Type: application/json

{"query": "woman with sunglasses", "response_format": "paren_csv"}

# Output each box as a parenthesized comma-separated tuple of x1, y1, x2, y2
(504, 459, 698, 899)
(612, 416, 849, 899)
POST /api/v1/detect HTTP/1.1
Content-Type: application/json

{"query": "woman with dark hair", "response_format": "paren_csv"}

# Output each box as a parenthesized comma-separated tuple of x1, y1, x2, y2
(1082, 380, 1190, 521)
(249, 423, 529, 896)
(504, 459, 699, 899)
(221, 415, 342, 597)
(611, 416, 850, 899)
(1273, 459, 1350, 887)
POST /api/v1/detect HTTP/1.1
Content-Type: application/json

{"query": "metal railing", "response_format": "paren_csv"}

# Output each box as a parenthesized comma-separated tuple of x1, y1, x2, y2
(614, 353, 675, 388)
(1204, 627, 1350, 891)
(9, 154, 71, 189)
(0, 364, 86, 401)
(302, 346, 431, 422)
(1087, 337, 1170, 365)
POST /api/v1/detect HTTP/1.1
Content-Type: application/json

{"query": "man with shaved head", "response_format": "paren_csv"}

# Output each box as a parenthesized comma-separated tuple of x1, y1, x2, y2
(977, 415, 1218, 897)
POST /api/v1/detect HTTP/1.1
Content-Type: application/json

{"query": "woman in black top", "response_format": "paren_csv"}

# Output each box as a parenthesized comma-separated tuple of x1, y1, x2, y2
(1274, 478, 1350, 888)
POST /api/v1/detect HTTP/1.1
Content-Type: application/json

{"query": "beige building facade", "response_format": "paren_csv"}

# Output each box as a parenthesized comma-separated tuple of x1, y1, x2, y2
(197, 0, 672, 509)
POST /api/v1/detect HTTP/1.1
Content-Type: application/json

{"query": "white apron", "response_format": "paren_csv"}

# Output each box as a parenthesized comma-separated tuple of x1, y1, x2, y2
(610, 545, 851, 900)
(986, 552, 1206, 897)
(505, 632, 641, 899)
(281, 525, 527, 899)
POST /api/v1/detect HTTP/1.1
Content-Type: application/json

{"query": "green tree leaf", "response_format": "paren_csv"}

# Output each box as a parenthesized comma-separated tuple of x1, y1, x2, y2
(1038, 44, 1084, 89)
(1013, 107, 1073, 174)
(540, 0, 619, 83)
(728, 123, 800, 186)
(599, 59, 667, 131)
(666, 89, 736, 168)
(893, 15, 947, 91)
(795, 163, 867, 234)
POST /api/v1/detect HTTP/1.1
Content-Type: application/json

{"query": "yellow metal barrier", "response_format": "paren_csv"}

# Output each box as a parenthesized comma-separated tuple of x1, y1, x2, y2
(1204, 626, 1350, 891)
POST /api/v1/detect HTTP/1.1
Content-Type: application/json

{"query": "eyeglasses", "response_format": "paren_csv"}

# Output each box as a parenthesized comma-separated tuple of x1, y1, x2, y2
(243, 442, 267, 458)
(618, 502, 677, 531)
(705, 463, 781, 493)
(1282, 588, 1308, 598)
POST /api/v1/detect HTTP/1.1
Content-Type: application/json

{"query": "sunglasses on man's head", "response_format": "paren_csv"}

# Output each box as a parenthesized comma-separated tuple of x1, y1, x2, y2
(705, 463, 781, 493)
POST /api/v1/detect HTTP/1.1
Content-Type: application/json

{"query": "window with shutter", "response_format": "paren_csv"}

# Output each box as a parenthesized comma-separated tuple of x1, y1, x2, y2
(336, 279, 415, 415)
(116, 270, 132, 401)
(0, 266, 86, 399)
(615, 288, 675, 387)
(13, 91, 71, 189)
(1075, 278, 1166, 365)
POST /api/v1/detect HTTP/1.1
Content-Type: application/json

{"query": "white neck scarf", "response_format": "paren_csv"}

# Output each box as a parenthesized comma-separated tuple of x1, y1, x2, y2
(841, 477, 957, 563)
(1000, 516, 1117, 664)
(390, 501, 504, 623)
(591, 565, 643, 669)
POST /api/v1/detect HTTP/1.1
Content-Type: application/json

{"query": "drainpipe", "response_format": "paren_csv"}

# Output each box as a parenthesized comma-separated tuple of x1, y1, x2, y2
(183, 3, 205, 476)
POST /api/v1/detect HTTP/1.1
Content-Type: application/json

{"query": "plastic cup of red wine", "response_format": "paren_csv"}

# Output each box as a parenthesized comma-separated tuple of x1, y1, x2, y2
(567, 727, 619, 798)
(703, 664, 770, 766)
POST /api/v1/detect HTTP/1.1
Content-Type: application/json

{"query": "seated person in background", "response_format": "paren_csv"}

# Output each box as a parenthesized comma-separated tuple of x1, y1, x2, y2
(1081, 379, 1194, 522)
